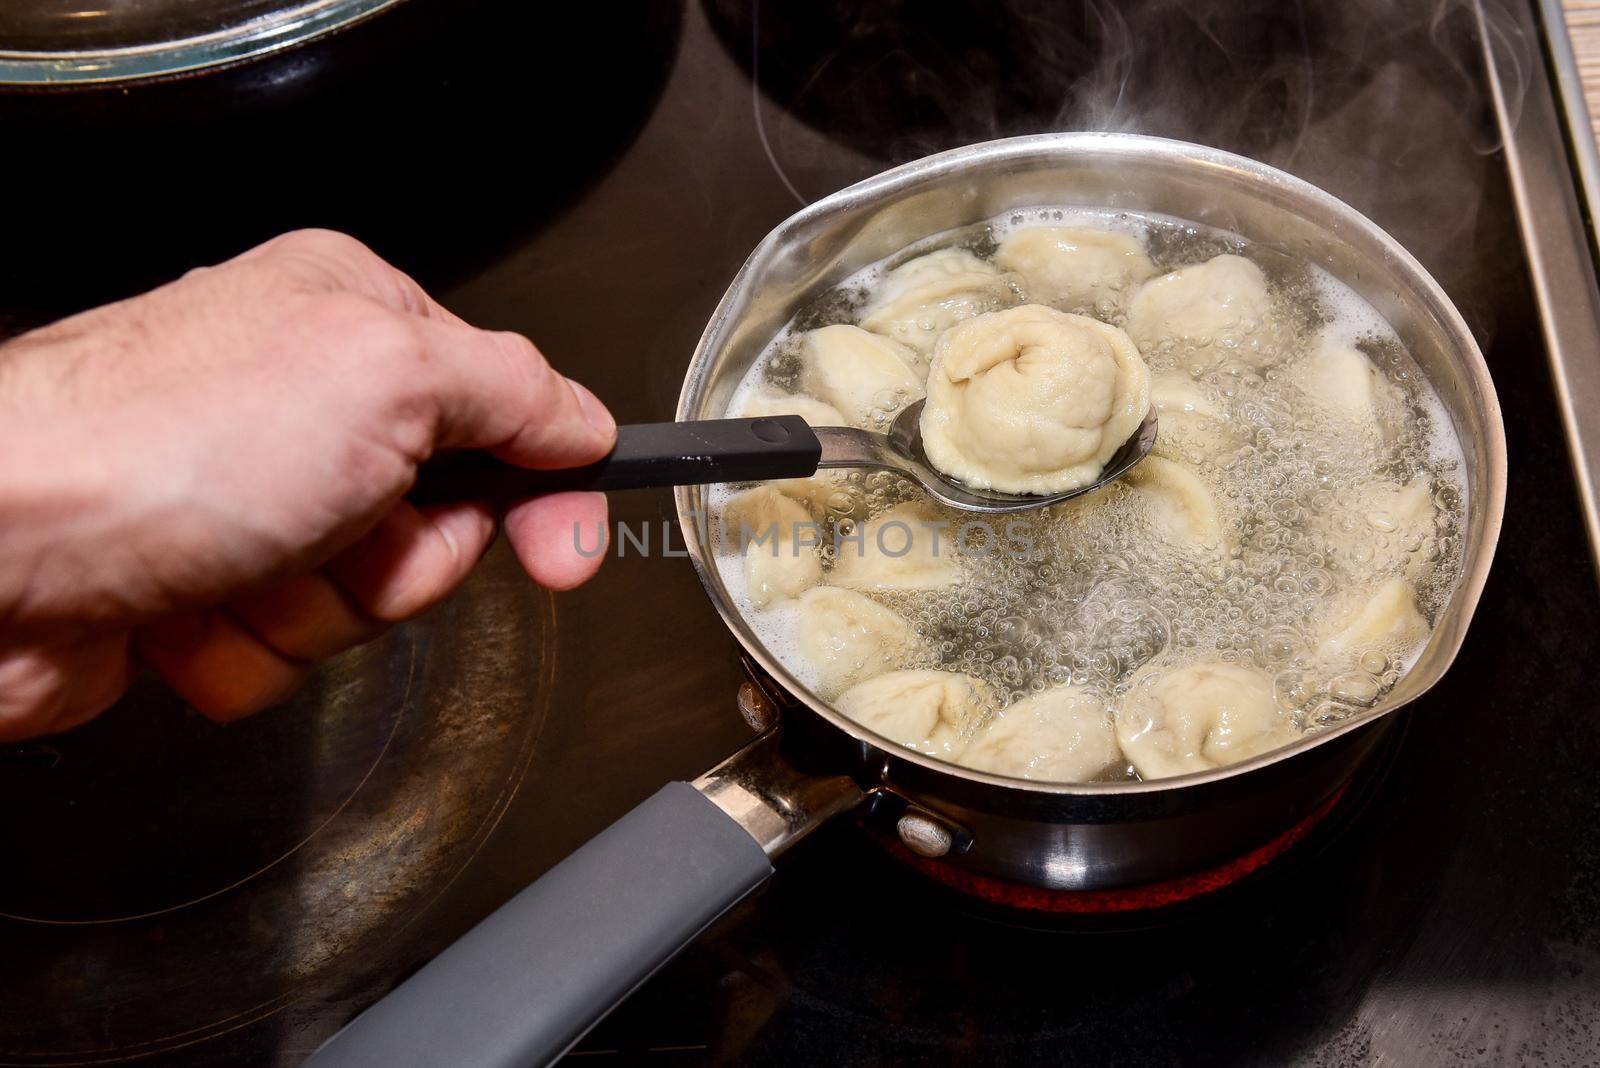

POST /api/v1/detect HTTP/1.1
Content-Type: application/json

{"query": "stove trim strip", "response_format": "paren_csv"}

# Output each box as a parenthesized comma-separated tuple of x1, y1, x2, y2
(1486, 0, 1600, 577)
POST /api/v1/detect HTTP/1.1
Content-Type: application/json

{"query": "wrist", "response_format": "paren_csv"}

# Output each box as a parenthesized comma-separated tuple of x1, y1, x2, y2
(0, 333, 118, 636)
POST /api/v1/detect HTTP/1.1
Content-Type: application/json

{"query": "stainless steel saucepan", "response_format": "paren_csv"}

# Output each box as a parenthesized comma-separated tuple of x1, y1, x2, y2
(308, 133, 1506, 1068)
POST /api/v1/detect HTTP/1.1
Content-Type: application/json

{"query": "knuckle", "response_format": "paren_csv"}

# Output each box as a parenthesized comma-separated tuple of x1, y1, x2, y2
(350, 523, 464, 625)
(241, 229, 391, 301)
(271, 227, 378, 264)
(304, 293, 419, 357)
(491, 330, 556, 398)
(339, 430, 419, 494)
(361, 567, 444, 624)
(0, 649, 70, 739)
(292, 298, 440, 461)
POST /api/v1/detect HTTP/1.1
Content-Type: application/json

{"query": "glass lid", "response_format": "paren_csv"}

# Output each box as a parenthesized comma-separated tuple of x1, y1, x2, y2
(0, 0, 406, 84)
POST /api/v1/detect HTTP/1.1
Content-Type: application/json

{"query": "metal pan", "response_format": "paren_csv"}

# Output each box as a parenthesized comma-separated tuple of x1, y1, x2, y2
(306, 133, 1506, 1068)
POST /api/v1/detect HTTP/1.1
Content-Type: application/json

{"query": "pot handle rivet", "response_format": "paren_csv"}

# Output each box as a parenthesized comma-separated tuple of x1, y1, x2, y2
(896, 813, 954, 858)
(736, 682, 780, 733)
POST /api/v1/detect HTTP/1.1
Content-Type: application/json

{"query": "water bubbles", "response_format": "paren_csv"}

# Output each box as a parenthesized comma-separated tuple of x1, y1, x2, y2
(1303, 702, 1344, 730)
(1330, 673, 1381, 706)
(711, 204, 1468, 780)
(1366, 509, 1400, 533)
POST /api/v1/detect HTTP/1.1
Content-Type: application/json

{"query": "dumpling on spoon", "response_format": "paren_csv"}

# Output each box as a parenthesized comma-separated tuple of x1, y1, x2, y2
(918, 304, 1151, 495)
(994, 226, 1156, 313)
(859, 248, 1017, 358)
(1116, 662, 1298, 779)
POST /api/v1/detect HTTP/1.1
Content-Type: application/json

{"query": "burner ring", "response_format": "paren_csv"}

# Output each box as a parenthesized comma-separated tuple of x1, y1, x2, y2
(883, 784, 1349, 914)
(0, 544, 555, 1065)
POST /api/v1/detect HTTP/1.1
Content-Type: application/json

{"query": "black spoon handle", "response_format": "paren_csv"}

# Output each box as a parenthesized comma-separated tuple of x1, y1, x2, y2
(407, 415, 822, 505)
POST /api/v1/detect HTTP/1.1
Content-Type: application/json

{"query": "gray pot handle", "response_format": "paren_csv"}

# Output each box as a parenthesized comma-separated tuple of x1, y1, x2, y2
(305, 730, 862, 1067)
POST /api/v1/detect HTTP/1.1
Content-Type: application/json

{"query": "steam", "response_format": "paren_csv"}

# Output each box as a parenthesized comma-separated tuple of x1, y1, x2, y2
(735, 0, 1530, 342)
(1048, 0, 1516, 298)
(1039, 1, 1525, 154)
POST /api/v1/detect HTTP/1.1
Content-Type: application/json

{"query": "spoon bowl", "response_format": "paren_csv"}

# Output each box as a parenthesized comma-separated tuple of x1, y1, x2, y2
(813, 400, 1159, 514)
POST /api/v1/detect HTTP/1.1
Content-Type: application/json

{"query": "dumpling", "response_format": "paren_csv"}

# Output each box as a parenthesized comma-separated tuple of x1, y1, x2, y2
(1148, 372, 1236, 462)
(1320, 475, 1438, 580)
(719, 486, 823, 609)
(797, 324, 924, 430)
(1317, 577, 1429, 667)
(1149, 373, 1224, 421)
(918, 305, 1151, 494)
(835, 669, 994, 758)
(1116, 662, 1298, 779)
(957, 685, 1121, 782)
(859, 248, 1017, 357)
(994, 227, 1156, 312)
(828, 502, 962, 592)
(738, 386, 846, 429)
(739, 387, 857, 513)
(1292, 334, 1401, 434)
(1125, 254, 1277, 370)
(793, 586, 920, 696)
(1125, 455, 1227, 551)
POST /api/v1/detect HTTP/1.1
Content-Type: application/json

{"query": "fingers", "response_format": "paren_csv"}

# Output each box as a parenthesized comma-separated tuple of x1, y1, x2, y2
(228, 571, 382, 661)
(134, 501, 496, 724)
(503, 491, 610, 591)
(184, 492, 586, 725)
(0, 635, 133, 742)
(33, 492, 598, 731)
(324, 499, 498, 621)
(134, 611, 306, 723)
(404, 315, 616, 468)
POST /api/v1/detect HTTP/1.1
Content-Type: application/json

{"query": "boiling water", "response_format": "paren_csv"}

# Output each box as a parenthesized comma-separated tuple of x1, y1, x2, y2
(708, 208, 1467, 780)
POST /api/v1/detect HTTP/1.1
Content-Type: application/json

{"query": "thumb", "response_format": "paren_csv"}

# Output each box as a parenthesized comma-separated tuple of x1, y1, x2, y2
(407, 315, 616, 470)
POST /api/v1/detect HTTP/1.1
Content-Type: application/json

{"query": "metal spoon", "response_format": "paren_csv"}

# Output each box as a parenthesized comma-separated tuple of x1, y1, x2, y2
(814, 399, 1158, 514)
(409, 404, 1158, 514)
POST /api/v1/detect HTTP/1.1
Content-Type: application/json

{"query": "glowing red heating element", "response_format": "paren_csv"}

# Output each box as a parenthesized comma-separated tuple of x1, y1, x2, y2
(889, 784, 1350, 913)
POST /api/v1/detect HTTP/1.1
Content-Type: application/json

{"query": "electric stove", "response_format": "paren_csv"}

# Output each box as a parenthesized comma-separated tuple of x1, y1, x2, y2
(3, 1, 1600, 1064)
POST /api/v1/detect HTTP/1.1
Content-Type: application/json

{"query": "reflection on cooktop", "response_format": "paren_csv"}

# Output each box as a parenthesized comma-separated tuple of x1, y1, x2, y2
(0, 546, 556, 1064)
(711, 0, 1394, 164)
(0, 0, 683, 332)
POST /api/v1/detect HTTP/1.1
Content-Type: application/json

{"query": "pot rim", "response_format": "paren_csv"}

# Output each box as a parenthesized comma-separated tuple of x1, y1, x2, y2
(675, 131, 1507, 798)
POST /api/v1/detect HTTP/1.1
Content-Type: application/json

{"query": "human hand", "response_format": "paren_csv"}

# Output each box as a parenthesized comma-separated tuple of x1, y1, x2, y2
(0, 229, 615, 740)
